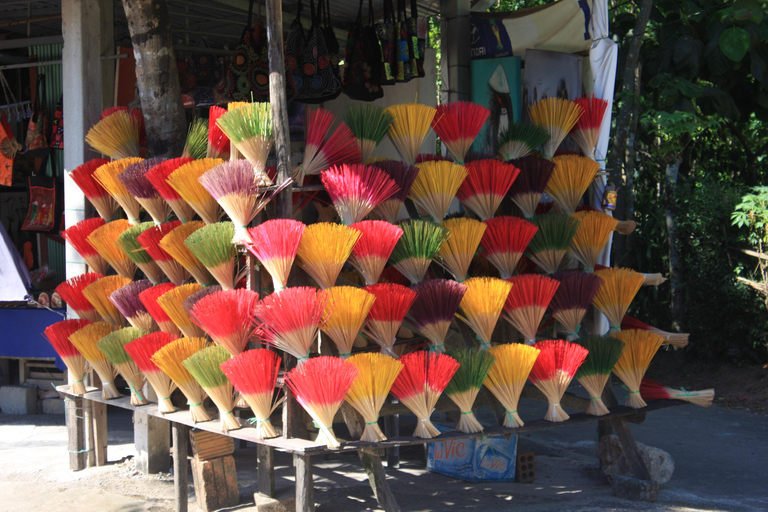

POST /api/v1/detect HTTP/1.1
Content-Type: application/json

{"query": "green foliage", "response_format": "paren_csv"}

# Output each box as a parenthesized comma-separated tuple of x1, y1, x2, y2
(732, 186, 768, 245)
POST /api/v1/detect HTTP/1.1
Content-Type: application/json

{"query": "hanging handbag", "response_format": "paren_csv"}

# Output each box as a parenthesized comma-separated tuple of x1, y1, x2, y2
(408, 0, 426, 78)
(50, 97, 63, 149)
(23, 74, 50, 158)
(321, 0, 341, 77)
(343, 0, 384, 101)
(291, 0, 342, 103)
(22, 175, 56, 231)
(394, 0, 413, 83)
(376, 0, 397, 85)
(224, 0, 271, 102)
(0, 114, 17, 186)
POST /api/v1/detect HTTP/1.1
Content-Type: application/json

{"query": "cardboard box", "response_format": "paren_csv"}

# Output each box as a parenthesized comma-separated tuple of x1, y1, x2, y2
(427, 424, 517, 482)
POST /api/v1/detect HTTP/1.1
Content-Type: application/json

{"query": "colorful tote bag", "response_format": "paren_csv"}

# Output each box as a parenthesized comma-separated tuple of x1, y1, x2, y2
(342, 0, 384, 101)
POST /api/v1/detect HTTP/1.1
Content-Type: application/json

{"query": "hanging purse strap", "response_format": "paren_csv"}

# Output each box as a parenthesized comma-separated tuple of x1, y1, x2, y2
(33, 74, 45, 121)
(397, 0, 405, 22)
(368, 0, 375, 26)
(355, 0, 364, 25)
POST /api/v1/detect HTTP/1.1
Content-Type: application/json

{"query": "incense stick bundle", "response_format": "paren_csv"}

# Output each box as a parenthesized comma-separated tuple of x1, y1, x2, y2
(116, 222, 165, 284)
(503, 274, 560, 345)
(109, 279, 158, 331)
(348, 220, 403, 286)
(593, 267, 645, 333)
(216, 103, 273, 172)
(480, 216, 538, 279)
(507, 156, 556, 219)
(190, 289, 260, 356)
(255, 287, 327, 363)
(151, 336, 211, 422)
(569, 210, 618, 271)
(139, 283, 182, 335)
(497, 122, 550, 161)
(159, 221, 214, 286)
(485, 343, 540, 427)
(85, 110, 141, 159)
(363, 283, 417, 358)
(320, 286, 376, 358)
(612, 330, 664, 408)
(184, 222, 240, 289)
(527, 214, 581, 274)
(220, 349, 282, 439)
(529, 339, 588, 422)
(93, 158, 144, 224)
(167, 158, 224, 225)
(145, 158, 197, 223)
(437, 218, 486, 282)
(284, 356, 359, 448)
(445, 349, 495, 433)
(431, 101, 490, 164)
(83, 275, 132, 327)
(570, 96, 608, 159)
(409, 160, 468, 223)
(573, 335, 625, 415)
(68, 159, 116, 221)
(390, 351, 459, 438)
(183, 345, 241, 431)
(389, 219, 450, 284)
(245, 219, 305, 292)
(43, 319, 92, 395)
(124, 333, 179, 413)
(135, 221, 190, 285)
(296, 222, 361, 289)
(321, 164, 399, 225)
(370, 161, 420, 223)
(86, 219, 137, 279)
(69, 322, 121, 398)
(528, 98, 583, 158)
(546, 155, 600, 215)
(640, 378, 715, 407)
(456, 277, 512, 350)
(182, 285, 222, 317)
(207, 105, 231, 159)
(200, 160, 288, 243)
(182, 118, 208, 160)
(408, 279, 467, 353)
(157, 283, 206, 338)
(55, 273, 104, 322)
(345, 104, 394, 162)
(293, 108, 361, 183)
(385, 103, 437, 164)
(346, 353, 403, 441)
(62, 218, 110, 275)
(620, 315, 689, 348)
(97, 327, 149, 406)
(119, 158, 171, 224)
(456, 160, 519, 220)
(549, 271, 602, 340)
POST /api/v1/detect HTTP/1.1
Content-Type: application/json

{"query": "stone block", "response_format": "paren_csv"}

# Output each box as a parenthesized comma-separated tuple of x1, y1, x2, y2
(41, 397, 65, 415)
(0, 385, 38, 414)
(598, 435, 674, 484)
(253, 494, 295, 512)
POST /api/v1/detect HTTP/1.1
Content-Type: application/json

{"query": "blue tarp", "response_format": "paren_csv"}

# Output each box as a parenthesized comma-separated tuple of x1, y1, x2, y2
(0, 308, 65, 371)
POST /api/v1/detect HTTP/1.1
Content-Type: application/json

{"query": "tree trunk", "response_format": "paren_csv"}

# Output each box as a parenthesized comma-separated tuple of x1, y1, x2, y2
(665, 156, 685, 331)
(121, 0, 186, 157)
(608, 0, 654, 261)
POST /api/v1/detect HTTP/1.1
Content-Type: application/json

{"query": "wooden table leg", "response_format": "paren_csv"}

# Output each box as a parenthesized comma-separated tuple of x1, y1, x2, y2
(257, 444, 275, 498)
(358, 447, 401, 512)
(65, 397, 86, 471)
(83, 400, 95, 467)
(384, 415, 400, 468)
(599, 384, 652, 481)
(92, 401, 108, 466)
(294, 453, 315, 512)
(172, 423, 190, 512)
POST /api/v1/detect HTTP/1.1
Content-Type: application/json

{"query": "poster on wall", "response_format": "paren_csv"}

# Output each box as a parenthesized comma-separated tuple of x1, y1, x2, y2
(522, 49, 583, 113)
(470, 56, 521, 155)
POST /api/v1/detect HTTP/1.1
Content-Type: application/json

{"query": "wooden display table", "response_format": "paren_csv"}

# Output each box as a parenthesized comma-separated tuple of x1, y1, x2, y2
(57, 385, 685, 512)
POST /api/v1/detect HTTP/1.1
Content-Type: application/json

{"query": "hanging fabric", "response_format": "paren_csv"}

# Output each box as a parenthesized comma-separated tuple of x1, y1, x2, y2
(409, 0, 427, 78)
(50, 97, 63, 149)
(224, 0, 272, 102)
(22, 175, 56, 231)
(23, 74, 50, 158)
(395, 0, 414, 83)
(376, 0, 397, 85)
(0, 115, 17, 186)
(343, 0, 384, 101)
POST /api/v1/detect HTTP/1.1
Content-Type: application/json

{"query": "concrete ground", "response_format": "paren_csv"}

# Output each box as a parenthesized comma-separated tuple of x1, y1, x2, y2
(0, 394, 766, 512)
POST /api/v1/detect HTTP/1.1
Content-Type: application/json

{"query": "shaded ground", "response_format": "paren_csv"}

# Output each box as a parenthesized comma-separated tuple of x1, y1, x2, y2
(1, 390, 766, 512)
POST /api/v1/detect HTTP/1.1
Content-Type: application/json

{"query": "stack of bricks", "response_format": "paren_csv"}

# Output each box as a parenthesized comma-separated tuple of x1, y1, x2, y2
(189, 429, 240, 511)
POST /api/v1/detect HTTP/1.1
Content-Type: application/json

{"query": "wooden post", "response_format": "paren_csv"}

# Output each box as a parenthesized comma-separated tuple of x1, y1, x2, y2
(383, 414, 400, 468)
(65, 397, 87, 471)
(256, 444, 275, 498)
(599, 384, 652, 481)
(92, 401, 108, 466)
(83, 400, 95, 467)
(134, 412, 171, 474)
(173, 423, 190, 512)
(121, 0, 186, 157)
(359, 448, 401, 512)
(294, 453, 315, 512)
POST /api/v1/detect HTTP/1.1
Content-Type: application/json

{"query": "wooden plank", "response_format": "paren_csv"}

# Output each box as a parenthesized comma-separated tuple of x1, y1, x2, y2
(91, 400, 108, 466)
(610, 415, 652, 481)
(173, 423, 190, 512)
(257, 444, 275, 498)
(65, 396, 86, 471)
(294, 453, 315, 512)
(83, 399, 95, 467)
(358, 447, 400, 512)
(189, 429, 235, 461)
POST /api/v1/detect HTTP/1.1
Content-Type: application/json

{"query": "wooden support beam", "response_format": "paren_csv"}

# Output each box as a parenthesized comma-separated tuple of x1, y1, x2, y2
(358, 447, 401, 512)
(91, 401, 108, 466)
(598, 385, 651, 480)
(65, 397, 87, 471)
(173, 423, 190, 512)
(294, 454, 315, 512)
(134, 412, 171, 474)
(383, 415, 400, 468)
(257, 444, 275, 498)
